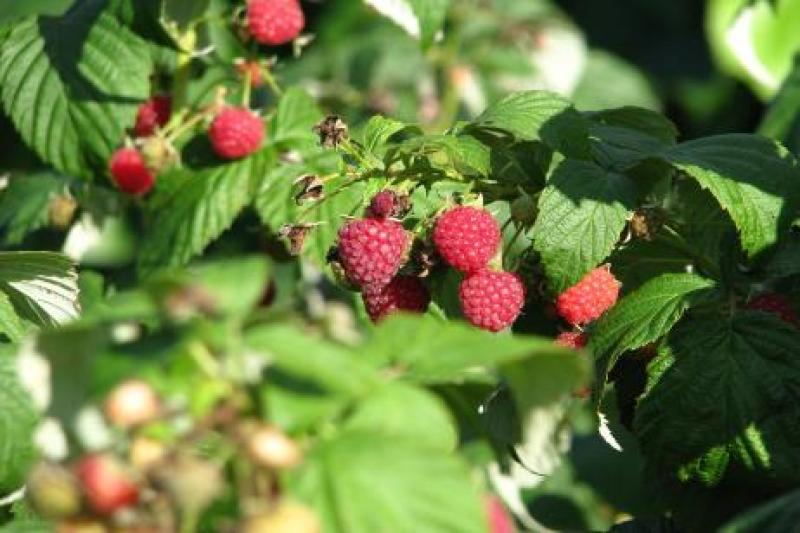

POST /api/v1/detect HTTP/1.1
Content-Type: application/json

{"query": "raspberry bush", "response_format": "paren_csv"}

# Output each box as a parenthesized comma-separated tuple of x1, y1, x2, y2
(2, 1, 800, 532)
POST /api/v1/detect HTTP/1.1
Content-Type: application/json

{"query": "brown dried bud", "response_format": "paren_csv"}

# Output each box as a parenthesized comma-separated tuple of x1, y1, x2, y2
(278, 224, 317, 256)
(313, 115, 348, 148)
(293, 175, 324, 204)
(411, 243, 439, 278)
(163, 284, 217, 322)
(629, 207, 666, 241)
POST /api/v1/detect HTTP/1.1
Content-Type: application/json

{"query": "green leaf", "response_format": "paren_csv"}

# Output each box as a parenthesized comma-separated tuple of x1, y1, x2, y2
(270, 87, 323, 144)
(138, 149, 272, 276)
(344, 383, 457, 451)
(0, 0, 152, 177)
(0, 292, 26, 342)
(0, 252, 79, 328)
(757, 56, 800, 141)
(767, 235, 800, 278)
(532, 158, 637, 293)
(0, 519, 53, 533)
(0, 173, 64, 245)
(288, 430, 486, 533)
(0, 0, 73, 27)
(183, 256, 270, 316)
(470, 90, 590, 158)
(245, 324, 381, 398)
(364, 315, 588, 392)
(661, 134, 800, 258)
(721, 488, 800, 533)
(635, 312, 800, 487)
(587, 107, 678, 145)
(364, 0, 450, 49)
(0, 349, 39, 493)
(362, 115, 408, 154)
(589, 273, 717, 387)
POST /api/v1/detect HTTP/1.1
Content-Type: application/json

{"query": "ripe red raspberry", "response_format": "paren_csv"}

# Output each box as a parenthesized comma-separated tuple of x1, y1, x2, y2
(109, 148, 155, 195)
(209, 107, 264, 159)
(247, 0, 305, 46)
(337, 218, 409, 290)
(75, 455, 139, 515)
(434, 206, 501, 273)
(556, 266, 620, 326)
(555, 331, 587, 349)
(746, 293, 798, 326)
(362, 276, 430, 322)
(134, 95, 171, 137)
(366, 190, 397, 219)
(459, 270, 524, 332)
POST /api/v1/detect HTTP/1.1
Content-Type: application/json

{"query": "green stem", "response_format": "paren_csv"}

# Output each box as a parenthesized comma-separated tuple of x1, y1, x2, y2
(171, 30, 197, 113)
(262, 67, 283, 97)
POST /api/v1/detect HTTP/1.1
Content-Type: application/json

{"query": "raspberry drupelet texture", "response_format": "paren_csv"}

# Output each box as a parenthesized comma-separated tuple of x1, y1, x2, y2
(134, 95, 171, 137)
(337, 218, 409, 290)
(556, 266, 620, 326)
(433, 206, 501, 273)
(362, 276, 430, 322)
(247, 0, 305, 46)
(459, 270, 524, 332)
(109, 148, 155, 196)
(366, 190, 397, 220)
(555, 331, 588, 349)
(746, 293, 799, 326)
(209, 107, 264, 159)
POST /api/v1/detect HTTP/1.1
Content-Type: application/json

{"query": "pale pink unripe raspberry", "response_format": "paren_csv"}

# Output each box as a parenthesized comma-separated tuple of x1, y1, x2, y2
(556, 266, 620, 326)
(433, 206, 501, 273)
(459, 270, 524, 332)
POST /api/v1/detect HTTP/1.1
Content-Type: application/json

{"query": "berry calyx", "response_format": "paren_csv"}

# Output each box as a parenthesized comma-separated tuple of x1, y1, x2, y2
(336, 218, 409, 290)
(746, 293, 799, 326)
(134, 95, 171, 137)
(247, 0, 305, 46)
(109, 148, 155, 196)
(104, 379, 160, 428)
(246, 425, 303, 470)
(434, 206, 501, 273)
(235, 59, 263, 87)
(208, 107, 264, 159)
(75, 454, 139, 516)
(362, 276, 430, 322)
(459, 270, 524, 332)
(556, 266, 620, 326)
(555, 331, 588, 349)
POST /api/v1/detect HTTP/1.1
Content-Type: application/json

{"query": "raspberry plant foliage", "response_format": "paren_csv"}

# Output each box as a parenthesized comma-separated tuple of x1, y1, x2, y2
(1, 1, 800, 532)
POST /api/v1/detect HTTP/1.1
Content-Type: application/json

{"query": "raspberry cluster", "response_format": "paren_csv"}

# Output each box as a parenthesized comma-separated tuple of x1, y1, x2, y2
(247, 0, 305, 46)
(556, 266, 620, 326)
(334, 191, 430, 323)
